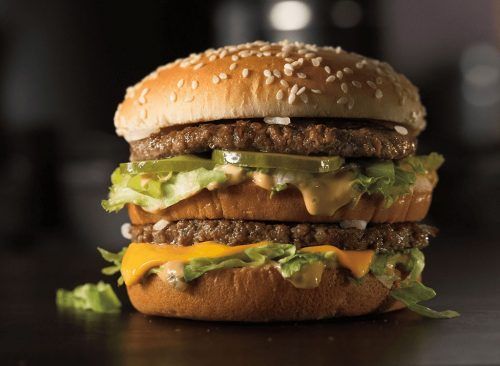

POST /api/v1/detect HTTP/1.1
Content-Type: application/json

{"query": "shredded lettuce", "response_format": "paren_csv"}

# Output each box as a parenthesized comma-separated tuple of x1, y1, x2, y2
(391, 282, 459, 319)
(371, 248, 459, 319)
(98, 247, 126, 286)
(56, 282, 121, 313)
(278, 251, 334, 278)
(184, 244, 297, 281)
(400, 152, 445, 174)
(102, 167, 227, 212)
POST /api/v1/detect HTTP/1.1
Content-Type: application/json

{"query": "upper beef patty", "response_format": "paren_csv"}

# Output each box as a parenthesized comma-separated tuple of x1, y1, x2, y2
(130, 220, 435, 252)
(129, 119, 417, 161)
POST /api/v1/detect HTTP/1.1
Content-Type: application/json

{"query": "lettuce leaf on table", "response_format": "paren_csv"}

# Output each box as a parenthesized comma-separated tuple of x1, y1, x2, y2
(56, 282, 121, 313)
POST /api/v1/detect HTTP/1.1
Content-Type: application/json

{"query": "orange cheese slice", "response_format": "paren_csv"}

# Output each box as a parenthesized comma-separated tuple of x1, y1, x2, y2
(121, 242, 374, 286)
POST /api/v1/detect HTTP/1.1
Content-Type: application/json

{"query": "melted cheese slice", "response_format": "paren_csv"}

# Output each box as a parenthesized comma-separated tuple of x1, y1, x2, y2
(121, 242, 374, 286)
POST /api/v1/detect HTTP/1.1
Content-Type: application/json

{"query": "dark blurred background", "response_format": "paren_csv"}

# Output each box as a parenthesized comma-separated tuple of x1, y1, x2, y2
(0, 0, 498, 250)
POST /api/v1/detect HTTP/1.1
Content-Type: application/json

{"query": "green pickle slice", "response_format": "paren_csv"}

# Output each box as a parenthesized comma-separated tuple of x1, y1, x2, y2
(120, 155, 215, 174)
(212, 150, 345, 173)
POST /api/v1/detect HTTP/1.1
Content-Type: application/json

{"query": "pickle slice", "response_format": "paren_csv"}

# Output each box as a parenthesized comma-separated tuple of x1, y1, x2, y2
(120, 155, 215, 174)
(212, 150, 345, 173)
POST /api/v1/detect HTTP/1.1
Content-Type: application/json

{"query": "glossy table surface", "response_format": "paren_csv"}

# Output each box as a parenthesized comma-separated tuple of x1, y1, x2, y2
(2, 233, 499, 366)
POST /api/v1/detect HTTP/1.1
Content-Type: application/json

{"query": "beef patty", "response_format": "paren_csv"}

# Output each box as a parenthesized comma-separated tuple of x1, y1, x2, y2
(129, 119, 417, 161)
(130, 220, 435, 252)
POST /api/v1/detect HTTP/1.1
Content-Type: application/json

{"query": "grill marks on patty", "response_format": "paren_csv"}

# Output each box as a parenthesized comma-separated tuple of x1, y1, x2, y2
(129, 119, 417, 161)
(130, 220, 436, 252)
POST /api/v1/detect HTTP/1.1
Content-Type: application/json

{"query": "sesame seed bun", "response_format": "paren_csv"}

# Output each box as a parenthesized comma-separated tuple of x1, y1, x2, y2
(114, 40, 426, 142)
(126, 265, 406, 321)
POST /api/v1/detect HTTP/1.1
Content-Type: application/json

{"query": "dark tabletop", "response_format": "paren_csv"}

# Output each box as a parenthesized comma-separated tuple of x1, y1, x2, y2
(1, 233, 499, 366)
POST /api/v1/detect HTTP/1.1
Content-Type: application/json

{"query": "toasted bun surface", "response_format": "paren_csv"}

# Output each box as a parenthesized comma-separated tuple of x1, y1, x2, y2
(128, 179, 433, 224)
(127, 266, 405, 321)
(115, 40, 426, 142)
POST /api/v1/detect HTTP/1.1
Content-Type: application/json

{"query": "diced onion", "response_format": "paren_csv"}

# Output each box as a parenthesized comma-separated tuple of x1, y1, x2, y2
(153, 219, 170, 231)
(121, 223, 132, 240)
(263, 117, 291, 125)
(340, 220, 367, 230)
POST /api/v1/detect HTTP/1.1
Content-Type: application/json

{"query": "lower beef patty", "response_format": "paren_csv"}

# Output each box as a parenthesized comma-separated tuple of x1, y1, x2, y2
(130, 220, 436, 252)
(129, 119, 417, 161)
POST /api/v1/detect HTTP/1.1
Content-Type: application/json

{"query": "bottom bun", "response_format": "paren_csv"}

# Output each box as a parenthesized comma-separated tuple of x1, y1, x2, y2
(127, 266, 405, 322)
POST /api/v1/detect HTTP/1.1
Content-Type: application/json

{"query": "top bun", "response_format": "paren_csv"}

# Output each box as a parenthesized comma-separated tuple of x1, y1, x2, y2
(115, 40, 426, 142)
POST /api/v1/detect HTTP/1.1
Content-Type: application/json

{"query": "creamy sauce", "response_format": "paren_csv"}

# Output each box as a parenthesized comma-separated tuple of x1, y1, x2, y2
(286, 262, 326, 289)
(252, 171, 275, 190)
(297, 173, 356, 215)
(158, 261, 187, 291)
(207, 165, 247, 190)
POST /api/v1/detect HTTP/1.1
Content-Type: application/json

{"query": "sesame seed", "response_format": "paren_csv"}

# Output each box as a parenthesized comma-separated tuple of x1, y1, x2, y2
(280, 79, 289, 88)
(265, 76, 275, 85)
(300, 93, 308, 103)
(375, 89, 383, 99)
(219, 72, 228, 80)
(263, 69, 272, 77)
(305, 52, 316, 59)
(297, 72, 307, 79)
(288, 93, 296, 104)
(337, 97, 348, 104)
(394, 125, 408, 135)
(191, 80, 199, 90)
(355, 59, 367, 69)
(291, 60, 301, 68)
(285, 57, 294, 62)
(229, 63, 237, 71)
(208, 55, 217, 62)
(169, 92, 177, 102)
(335, 46, 342, 54)
(311, 89, 322, 94)
(367, 81, 377, 89)
(273, 69, 281, 78)
(231, 55, 239, 62)
(290, 84, 299, 95)
(336, 71, 343, 79)
(276, 89, 284, 100)
(297, 86, 306, 95)
(239, 50, 251, 57)
(343, 67, 353, 74)
(326, 75, 336, 83)
(242, 68, 249, 78)
(351, 80, 362, 88)
(324, 66, 331, 74)
(284, 63, 294, 71)
(348, 98, 355, 110)
(193, 62, 204, 70)
(284, 69, 293, 76)
(177, 79, 184, 88)
(263, 51, 272, 57)
(341, 83, 349, 93)
(260, 45, 271, 51)
(212, 75, 220, 84)
(138, 88, 149, 104)
(312, 57, 322, 67)
(219, 50, 228, 58)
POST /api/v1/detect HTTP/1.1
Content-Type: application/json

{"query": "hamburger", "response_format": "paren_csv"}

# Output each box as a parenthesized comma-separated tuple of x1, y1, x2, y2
(100, 40, 458, 321)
